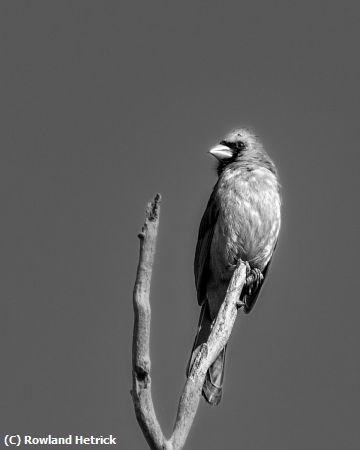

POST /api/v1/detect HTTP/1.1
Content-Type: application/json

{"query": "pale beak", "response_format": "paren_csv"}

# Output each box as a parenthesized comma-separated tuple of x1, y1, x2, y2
(209, 144, 233, 161)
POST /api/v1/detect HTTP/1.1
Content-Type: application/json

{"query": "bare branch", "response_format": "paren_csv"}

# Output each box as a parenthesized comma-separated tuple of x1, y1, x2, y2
(131, 194, 247, 450)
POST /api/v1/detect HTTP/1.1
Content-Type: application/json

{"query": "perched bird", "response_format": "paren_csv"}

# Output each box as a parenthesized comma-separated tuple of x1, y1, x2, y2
(187, 128, 281, 406)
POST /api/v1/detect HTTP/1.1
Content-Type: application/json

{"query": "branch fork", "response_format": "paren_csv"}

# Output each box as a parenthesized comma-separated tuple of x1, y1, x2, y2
(131, 194, 247, 450)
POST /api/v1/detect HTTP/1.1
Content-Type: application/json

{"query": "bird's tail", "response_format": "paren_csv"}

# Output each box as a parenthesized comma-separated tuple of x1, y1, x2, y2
(186, 302, 227, 406)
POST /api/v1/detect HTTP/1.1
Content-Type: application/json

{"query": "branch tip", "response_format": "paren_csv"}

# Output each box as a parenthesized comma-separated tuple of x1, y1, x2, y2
(146, 193, 161, 222)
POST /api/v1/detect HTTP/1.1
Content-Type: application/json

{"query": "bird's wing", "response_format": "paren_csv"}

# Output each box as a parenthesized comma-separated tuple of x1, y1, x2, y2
(194, 189, 219, 306)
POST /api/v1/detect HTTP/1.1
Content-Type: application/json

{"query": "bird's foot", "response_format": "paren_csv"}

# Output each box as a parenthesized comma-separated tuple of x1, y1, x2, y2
(237, 267, 264, 311)
(245, 268, 263, 296)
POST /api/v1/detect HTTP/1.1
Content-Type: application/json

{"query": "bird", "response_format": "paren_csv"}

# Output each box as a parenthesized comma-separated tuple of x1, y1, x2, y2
(187, 127, 281, 406)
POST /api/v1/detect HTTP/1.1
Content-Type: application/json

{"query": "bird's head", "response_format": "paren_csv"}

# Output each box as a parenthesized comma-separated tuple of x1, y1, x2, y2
(209, 128, 273, 175)
(210, 128, 260, 161)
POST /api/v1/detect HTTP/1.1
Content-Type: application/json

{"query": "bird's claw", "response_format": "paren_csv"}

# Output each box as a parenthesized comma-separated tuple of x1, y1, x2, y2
(236, 299, 246, 309)
(238, 267, 264, 311)
(245, 268, 263, 295)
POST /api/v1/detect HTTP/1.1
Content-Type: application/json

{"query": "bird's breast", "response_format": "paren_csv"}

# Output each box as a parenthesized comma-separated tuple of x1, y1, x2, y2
(210, 167, 281, 277)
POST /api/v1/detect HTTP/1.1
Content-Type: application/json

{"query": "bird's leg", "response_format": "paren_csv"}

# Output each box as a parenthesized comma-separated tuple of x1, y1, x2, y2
(236, 264, 263, 310)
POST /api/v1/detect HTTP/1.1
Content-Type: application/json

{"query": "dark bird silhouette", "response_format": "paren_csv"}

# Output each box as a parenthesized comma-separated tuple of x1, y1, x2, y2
(187, 128, 281, 406)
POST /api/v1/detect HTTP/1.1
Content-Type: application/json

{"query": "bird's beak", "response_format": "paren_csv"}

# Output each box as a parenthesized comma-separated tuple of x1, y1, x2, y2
(209, 144, 233, 161)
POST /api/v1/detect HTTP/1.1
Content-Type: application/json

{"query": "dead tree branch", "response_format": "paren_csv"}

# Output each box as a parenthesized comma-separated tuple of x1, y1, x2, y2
(131, 194, 247, 450)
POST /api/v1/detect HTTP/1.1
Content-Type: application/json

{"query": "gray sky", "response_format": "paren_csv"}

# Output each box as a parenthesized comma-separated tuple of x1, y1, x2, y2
(1, 1, 359, 449)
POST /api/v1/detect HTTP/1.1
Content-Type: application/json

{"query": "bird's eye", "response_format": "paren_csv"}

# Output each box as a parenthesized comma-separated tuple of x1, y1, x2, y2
(237, 141, 245, 150)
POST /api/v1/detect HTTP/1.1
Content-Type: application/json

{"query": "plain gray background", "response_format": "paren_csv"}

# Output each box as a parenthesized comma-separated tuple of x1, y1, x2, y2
(1, 1, 359, 449)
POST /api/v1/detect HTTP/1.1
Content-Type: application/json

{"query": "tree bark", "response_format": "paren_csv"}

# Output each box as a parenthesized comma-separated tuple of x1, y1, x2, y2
(131, 194, 247, 450)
